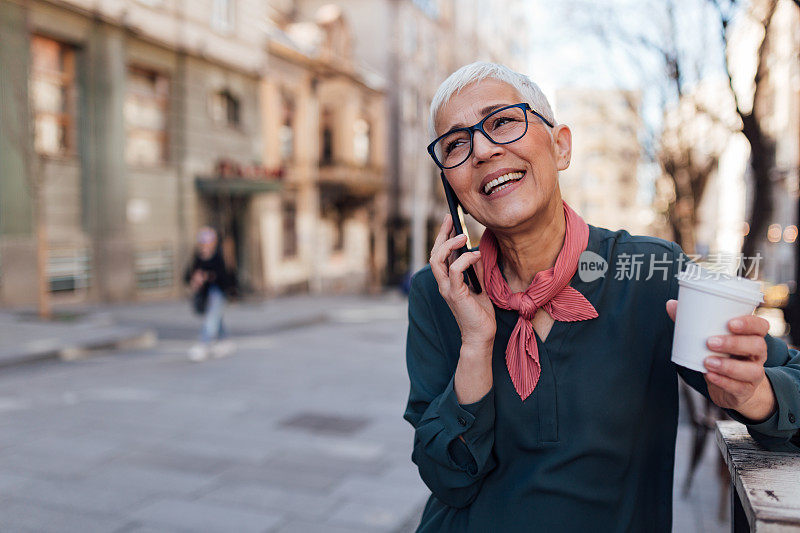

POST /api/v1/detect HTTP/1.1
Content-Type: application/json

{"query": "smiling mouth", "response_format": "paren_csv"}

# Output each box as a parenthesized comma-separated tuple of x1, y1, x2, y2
(482, 171, 525, 196)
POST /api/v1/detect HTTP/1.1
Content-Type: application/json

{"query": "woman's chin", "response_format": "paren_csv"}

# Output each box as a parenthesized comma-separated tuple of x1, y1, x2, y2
(495, 199, 544, 223)
(485, 214, 532, 231)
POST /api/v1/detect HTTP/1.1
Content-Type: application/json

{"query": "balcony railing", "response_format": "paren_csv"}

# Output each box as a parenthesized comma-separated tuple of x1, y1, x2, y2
(318, 162, 385, 196)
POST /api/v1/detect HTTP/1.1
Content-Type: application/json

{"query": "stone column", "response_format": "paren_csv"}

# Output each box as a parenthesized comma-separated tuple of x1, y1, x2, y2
(0, 1, 37, 305)
(82, 22, 134, 301)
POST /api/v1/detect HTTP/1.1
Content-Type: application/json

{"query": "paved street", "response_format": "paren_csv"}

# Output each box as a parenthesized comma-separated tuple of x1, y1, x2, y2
(0, 293, 728, 532)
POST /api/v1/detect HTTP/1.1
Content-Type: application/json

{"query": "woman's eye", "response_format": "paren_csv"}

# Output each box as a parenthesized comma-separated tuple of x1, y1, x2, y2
(445, 139, 466, 153)
(493, 117, 514, 128)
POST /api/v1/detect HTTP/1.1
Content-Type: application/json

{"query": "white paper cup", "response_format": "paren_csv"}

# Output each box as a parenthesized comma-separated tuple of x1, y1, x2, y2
(671, 265, 763, 373)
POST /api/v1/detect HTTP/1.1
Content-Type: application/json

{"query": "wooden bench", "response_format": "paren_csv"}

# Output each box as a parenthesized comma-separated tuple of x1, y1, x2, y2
(716, 420, 800, 532)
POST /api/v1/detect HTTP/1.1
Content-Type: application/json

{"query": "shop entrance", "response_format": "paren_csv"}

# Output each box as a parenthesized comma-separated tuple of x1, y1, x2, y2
(195, 176, 281, 295)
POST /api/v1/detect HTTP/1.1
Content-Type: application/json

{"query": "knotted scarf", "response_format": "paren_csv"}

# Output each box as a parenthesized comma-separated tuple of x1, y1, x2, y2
(479, 200, 598, 401)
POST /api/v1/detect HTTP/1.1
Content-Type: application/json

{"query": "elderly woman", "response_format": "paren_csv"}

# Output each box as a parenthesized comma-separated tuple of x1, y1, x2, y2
(403, 62, 800, 532)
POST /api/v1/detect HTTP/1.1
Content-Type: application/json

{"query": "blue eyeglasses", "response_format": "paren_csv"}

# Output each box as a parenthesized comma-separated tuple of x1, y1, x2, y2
(427, 103, 554, 169)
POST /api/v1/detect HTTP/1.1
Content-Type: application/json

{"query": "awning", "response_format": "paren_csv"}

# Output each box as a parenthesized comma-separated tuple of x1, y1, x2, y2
(195, 177, 282, 196)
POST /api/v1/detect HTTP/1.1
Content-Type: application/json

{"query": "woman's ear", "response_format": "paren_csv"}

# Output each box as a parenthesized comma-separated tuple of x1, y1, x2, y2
(553, 124, 572, 171)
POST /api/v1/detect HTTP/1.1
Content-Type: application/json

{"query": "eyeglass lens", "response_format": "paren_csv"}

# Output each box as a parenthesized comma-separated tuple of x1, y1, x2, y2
(434, 106, 527, 168)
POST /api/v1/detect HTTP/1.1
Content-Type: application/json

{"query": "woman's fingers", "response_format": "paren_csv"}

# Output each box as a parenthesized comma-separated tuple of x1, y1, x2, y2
(431, 214, 452, 252)
(448, 246, 460, 268)
(706, 334, 768, 361)
(430, 215, 456, 270)
(705, 371, 753, 396)
(727, 315, 770, 337)
(437, 234, 467, 267)
(448, 250, 481, 292)
(429, 215, 454, 284)
(665, 299, 677, 322)
(430, 233, 467, 293)
(704, 356, 765, 383)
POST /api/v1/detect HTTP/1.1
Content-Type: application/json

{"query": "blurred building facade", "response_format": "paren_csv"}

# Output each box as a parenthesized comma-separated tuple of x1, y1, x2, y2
(292, 0, 535, 281)
(556, 88, 650, 235)
(262, 2, 388, 294)
(0, 0, 387, 306)
(0, 0, 536, 307)
(291, 0, 452, 283)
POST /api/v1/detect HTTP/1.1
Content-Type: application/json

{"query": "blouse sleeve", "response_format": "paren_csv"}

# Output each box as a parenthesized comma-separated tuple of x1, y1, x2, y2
(667, 242, 800, 451)
(403, 273, 497, 508)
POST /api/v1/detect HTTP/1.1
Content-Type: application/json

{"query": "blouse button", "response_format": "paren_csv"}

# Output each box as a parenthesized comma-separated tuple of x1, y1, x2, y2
(789, 413, 796, 424)
(457, 416, 467, 426)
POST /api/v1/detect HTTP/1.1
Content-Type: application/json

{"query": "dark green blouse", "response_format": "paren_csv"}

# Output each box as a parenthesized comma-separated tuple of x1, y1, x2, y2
(404, 225, 800, 533)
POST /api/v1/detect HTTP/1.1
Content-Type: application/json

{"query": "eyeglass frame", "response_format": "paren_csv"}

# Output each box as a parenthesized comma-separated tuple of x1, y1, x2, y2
(426, 102, 555, 170)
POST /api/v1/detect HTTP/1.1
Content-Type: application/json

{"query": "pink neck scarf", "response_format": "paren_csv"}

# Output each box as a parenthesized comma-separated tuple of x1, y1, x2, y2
(479, 200, 599, 401)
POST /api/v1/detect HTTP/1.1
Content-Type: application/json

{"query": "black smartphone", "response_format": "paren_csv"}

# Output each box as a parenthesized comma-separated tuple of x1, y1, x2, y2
(439, 171, 482, 294)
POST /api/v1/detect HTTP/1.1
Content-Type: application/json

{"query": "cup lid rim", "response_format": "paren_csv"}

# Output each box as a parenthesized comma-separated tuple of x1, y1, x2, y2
(677, 269, 763, 303)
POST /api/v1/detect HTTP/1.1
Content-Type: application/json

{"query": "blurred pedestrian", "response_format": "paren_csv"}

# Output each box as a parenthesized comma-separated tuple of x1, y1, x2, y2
(184, 226, 236, 361)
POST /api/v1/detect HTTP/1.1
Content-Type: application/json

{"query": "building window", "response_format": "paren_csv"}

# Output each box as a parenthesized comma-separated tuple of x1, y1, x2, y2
(320, 108, 334, 165)
(212, 0, 235, 33)
(30, 35, 77, 156)
(282, 198, 298, 258)
(210, 90, 240, 128)
(353, 118, 370, 166)
(280, 92, 295, 163)
(125, 66, 169, 166)
(47, 249, 90, 293)
(135, 246, 174, 290)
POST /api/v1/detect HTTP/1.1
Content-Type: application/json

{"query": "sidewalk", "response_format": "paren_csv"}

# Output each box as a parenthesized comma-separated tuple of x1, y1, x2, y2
(0, 291, 408, 368)
(0, 290, 730, 531)
(95, 291, 408, 341)
(0, 311, 156, 369)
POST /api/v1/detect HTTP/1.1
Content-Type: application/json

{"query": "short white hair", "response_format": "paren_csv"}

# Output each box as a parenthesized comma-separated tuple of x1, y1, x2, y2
(429, 61, 555, 138)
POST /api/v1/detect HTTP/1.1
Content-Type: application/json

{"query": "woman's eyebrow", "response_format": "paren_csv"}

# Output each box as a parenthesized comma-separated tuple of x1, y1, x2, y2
(442, 103, 511, 134)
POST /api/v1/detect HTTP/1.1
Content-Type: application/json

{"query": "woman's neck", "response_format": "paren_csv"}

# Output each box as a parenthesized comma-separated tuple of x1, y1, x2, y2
(493, 200, 566, 292)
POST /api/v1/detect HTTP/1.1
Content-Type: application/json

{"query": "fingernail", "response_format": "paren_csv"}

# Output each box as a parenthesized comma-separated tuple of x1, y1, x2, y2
(708, 336, 723, 348)
(730, 319, 743, 329)
(456, 234, 467, 241)
(705, 357, 721, 369)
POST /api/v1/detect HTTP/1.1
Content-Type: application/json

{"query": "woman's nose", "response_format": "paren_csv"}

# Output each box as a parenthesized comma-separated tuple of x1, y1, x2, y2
(471, 130, 503, 162)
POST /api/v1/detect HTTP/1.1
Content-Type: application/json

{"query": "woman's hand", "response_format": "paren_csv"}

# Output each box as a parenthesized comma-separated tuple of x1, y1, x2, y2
(430, 214, 496, 349)
(666, 300, 777, 422)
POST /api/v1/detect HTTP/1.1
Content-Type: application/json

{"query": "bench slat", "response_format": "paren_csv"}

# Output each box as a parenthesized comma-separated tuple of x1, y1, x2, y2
(716, 420, 800, 531)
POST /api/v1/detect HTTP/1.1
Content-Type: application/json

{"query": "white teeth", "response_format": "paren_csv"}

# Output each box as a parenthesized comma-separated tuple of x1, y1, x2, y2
(483, 172, 524, 194)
